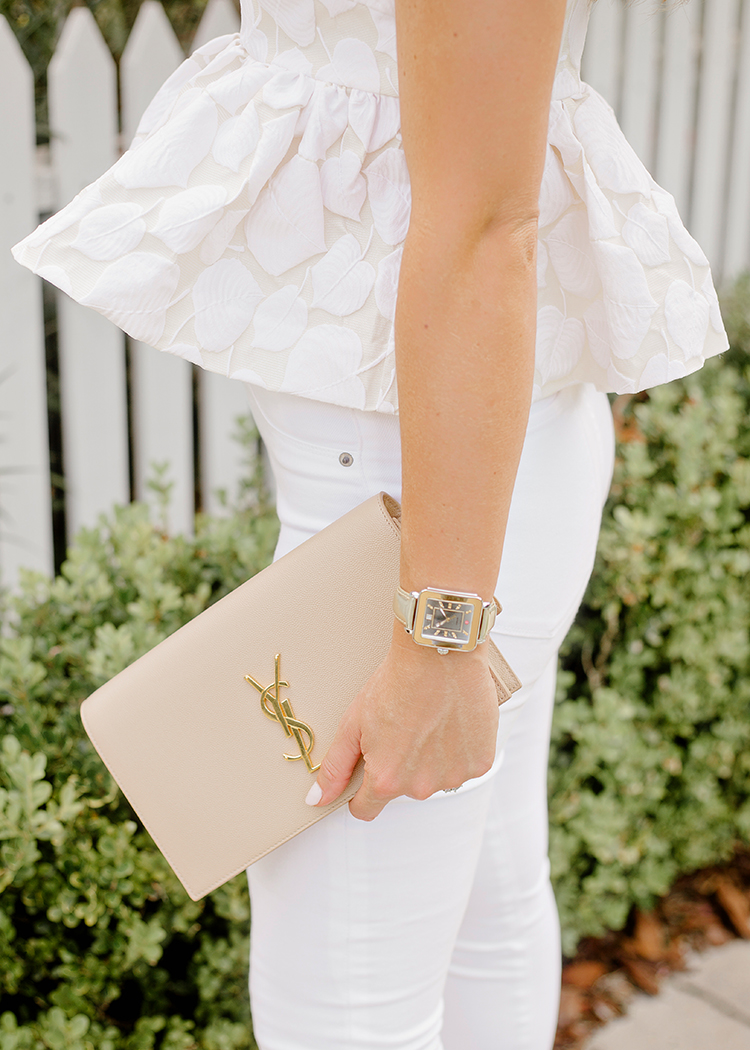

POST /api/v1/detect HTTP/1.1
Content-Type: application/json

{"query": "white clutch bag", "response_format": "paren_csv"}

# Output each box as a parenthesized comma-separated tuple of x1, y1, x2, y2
(80, 493, 521, 900)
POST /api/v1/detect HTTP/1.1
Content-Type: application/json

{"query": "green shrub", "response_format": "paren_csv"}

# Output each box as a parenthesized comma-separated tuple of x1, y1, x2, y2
(0, 474, 278, 1048)
(2, 279, 750, 1034)
(551, 274, 750, 952)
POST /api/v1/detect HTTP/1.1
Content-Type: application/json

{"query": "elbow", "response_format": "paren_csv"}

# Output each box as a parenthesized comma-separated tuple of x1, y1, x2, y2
(479, 210, 540, 270)
(408, 200, 540, 271)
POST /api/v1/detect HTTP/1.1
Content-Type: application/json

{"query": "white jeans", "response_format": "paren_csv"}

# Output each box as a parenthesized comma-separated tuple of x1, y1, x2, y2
(243, 382, 615, 1050)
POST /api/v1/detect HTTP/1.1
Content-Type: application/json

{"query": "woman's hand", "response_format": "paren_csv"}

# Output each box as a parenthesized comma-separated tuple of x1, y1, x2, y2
(308, 626, 499, 821)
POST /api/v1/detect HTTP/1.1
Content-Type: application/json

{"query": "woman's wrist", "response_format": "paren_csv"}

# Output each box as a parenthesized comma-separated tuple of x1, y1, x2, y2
(389, 619, 491, 670)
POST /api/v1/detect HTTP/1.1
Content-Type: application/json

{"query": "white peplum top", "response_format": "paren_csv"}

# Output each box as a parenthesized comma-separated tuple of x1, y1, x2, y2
(11, 0, 729, 413)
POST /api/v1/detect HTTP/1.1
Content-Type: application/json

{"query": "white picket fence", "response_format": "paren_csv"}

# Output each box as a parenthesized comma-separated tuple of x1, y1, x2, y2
(1, 0, 750, 588)
(0, 0, 251, 588)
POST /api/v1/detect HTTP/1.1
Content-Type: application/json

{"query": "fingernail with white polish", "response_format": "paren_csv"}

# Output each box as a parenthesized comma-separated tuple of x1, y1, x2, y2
(305, 782, 323, 806)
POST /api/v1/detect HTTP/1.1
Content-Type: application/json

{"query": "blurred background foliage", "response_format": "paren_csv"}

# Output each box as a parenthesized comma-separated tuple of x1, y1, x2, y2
(2, 0, 208, 66)
(551, 274, 750, 952)
(0, 456, 278, 1049)
(0, 0, 214, 140)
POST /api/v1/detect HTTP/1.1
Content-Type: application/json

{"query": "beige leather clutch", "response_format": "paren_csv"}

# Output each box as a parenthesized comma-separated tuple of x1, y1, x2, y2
(80, 493, 521, 901)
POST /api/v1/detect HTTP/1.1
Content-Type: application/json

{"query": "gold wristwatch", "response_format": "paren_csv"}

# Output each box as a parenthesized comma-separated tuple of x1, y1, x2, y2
(393, 587, 501, 654)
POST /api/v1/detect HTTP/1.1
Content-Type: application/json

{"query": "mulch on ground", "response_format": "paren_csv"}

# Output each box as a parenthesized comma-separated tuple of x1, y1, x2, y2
(554, 847, 750, 1048)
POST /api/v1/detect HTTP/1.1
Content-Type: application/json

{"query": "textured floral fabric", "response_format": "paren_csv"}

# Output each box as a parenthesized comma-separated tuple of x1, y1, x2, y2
(12, 0, 729, 412)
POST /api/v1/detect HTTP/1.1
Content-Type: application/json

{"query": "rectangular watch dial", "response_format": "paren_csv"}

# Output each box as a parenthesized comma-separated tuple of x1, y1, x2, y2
(422, 599, 474, 643)
(413, 589, 484, 651)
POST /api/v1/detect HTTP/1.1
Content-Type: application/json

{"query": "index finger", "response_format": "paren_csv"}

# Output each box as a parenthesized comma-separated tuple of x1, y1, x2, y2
(347, 768, 394, 822)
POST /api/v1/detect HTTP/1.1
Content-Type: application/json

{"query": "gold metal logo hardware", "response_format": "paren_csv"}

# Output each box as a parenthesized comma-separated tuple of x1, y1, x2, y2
(244, 653, 320, 773)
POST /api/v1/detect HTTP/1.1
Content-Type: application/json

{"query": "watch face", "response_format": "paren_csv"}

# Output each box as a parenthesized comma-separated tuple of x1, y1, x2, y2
(421, 598, 475, 645)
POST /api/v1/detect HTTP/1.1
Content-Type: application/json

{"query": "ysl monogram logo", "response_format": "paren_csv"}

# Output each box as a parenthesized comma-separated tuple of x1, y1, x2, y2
(244, 653, 320, 773)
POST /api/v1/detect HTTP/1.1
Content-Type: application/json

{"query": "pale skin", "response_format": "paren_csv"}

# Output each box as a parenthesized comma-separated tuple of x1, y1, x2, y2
(310, 0, 569, 821)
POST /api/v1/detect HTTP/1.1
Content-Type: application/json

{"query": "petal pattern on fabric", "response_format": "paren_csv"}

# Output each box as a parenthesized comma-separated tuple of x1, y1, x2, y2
(36, 265, 73, 297)
(701, 272, 726, 335)
(310, 234, 376, 315)
(320, 150, 367, 220)
(547, 209, 601, 299)
(242, 27, 269, 63)
(259, 0, 315, 47)
(348, 90, 400, 152)
(211, 105, 262, 171)
(199, 208, 249, 266)
(582, 300, 611, 369)
(538, 145, 576, 229)
(246, 154, 326, 275)
(369, 4, 398, 59)
(281, 324, 366, 408)
(664, 280, 710, 360)
(130, 56, 202, 143)
(151, 186, 228, 254)
(651, 188, 710, 267)
(364, 147, 411, 246)
(272, 47, 314, 75)
(578, 156, 619, 240)
(165, 342, 204, 366)
(606, 359, 637, 394)
(113, 93, 218, 189)
(206, 63, 274, 115)
(262, 68, 315, 109)
(71, 203, 146, 261)
(573, 90, 653, 197)
(252, 285, 309, 350)
(199, 41, 247, 79)
(79, 253, 180, 346)
(317, 37, 381, 93)
(192, 258, 263, 352)
(318, 0, 357, 16)
(229, 367, 269, 385)
(594, 241, 659, 360)
(374, 246, 402, 322)
(637, 352, 690, 388)
(16, 188, 102, 251)
(298, 82, 349, 161)
(622, 202, 671, 267)
(536, 305, 585, 385)
(244, 111, 300, 206)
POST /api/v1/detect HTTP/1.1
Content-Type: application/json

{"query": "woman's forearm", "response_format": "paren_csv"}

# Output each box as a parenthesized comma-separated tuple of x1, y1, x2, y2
(396, 217, 538, 604)
(392, 0, 566, 607)
(312, 0, 568, 818)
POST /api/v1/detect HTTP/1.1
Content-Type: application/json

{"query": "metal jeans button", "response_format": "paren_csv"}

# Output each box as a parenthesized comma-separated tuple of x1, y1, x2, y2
(339, 452, 354, 467)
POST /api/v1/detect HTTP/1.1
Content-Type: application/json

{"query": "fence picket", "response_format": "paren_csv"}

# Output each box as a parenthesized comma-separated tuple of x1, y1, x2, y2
(120, 0, 184, 144)
(0, 17, 54, 586)
(691, 0, 740, 279)
(121, 1, 194, 534)
(192, 0, 241, 51)
(130, 347, 195, 533)
(722, 0, 750, 281)
(619, 0, 663, 171)
(581, 0, 625, 112)
(192, 0, 253, 519)
(199, 374, 255, 517)
(654, 0, 700, 218)
(47, 7, 130, 539)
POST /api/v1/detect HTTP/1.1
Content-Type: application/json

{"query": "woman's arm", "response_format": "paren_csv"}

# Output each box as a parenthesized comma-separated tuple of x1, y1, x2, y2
(310, 0, 568, 821)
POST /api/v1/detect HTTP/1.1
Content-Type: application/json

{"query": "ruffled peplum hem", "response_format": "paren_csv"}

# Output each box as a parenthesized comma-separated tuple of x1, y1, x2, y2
(12, 25, 729, 413)
(538, 85, 728, 398)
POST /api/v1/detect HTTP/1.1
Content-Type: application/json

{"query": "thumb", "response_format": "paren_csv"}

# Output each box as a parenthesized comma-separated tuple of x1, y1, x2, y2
(305, 712, 362, 807)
